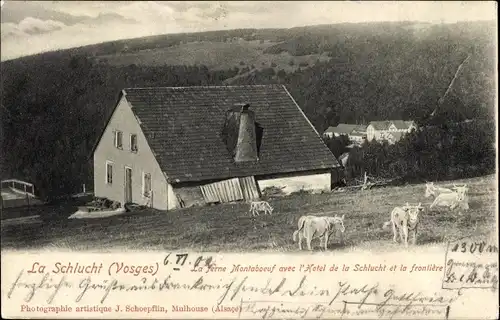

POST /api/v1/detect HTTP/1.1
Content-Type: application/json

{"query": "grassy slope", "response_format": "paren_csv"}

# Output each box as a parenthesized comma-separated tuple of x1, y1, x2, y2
(96, 39, 331, 73)
(1, 175, 496, 252)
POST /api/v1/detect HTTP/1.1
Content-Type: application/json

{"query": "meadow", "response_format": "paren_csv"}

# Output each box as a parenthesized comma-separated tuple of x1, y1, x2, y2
(96, 39, 332, 74)
(0, 175, 496, 252)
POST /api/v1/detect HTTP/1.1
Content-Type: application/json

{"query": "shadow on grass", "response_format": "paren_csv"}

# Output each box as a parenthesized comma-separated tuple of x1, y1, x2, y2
(465, 200, 483, 211)
(1, 223, 43, 242)
(287, 238, 351, 252)
(432, 213, 455, 223)
(328, 241, 349, 251)
(418, 232, 444, 245)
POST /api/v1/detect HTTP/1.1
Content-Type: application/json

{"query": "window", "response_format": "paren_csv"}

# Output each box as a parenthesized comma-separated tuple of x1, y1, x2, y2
(106, 161, 113, 184)
(143, 173, 152, 197)
(114, 130, 123, 149)
(130, 134, 138, 152)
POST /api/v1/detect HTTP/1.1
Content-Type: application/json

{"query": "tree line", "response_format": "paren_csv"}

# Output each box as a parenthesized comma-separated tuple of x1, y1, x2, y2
(1, 55, 239, 199)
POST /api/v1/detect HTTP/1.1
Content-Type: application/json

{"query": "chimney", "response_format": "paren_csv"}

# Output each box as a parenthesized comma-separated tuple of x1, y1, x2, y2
(221, 103, 259, 162)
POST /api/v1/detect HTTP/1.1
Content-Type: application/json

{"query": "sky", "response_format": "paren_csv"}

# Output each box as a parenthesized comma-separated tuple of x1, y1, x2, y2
(0, 1, 497, 61)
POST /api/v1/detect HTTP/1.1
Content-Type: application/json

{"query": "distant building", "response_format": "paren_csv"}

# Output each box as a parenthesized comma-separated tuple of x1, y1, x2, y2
(349, 131, 367, 144)
(366, 120, 416, 144)
(91, 85, 342, 211)
(323, 124, 367, 145)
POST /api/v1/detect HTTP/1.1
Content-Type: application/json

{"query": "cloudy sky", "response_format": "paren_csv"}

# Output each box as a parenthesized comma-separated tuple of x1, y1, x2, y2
(0, 1, 496, 61)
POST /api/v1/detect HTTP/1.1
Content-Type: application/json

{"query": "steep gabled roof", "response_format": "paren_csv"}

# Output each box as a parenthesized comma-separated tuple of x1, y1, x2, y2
(110, 85, 339, 184)
(351, 124, 368, 133)
(391, 120, 413, 130)
(324, 123, 367, 135)
(369, 120, 392, 130)
(370, 120, 415, 131)
(335, 124, 359, 134)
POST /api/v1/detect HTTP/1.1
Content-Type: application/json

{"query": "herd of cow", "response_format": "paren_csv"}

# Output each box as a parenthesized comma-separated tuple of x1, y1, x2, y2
(248, 181, 471, 251)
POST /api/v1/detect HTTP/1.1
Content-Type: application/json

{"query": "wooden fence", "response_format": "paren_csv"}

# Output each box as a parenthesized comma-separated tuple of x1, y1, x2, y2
(1, 179, 41, 209)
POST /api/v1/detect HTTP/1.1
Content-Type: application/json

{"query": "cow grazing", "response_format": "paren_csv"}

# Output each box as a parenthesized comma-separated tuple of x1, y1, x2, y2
(292, 215, 346, 251)
(429, 187, 469, 211)
(249, 201, 273, 216)
(389, 203, 424, 247)
(425, 182, 453, 198)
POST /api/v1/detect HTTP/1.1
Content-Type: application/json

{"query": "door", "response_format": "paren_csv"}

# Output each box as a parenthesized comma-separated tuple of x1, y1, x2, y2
(124, 167, 132, 204)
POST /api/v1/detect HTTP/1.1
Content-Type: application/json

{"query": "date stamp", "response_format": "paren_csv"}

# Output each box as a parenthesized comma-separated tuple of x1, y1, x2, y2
(442, 234, 499, 290)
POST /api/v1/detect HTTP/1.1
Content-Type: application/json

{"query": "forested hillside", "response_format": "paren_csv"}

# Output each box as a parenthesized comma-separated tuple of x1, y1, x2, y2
(231, 21, 496, 129)
(1, 58, 238, 198)
(0, 21, 496, 199)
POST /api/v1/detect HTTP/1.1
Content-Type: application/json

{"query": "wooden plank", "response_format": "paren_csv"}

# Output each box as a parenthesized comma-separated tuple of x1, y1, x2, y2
(200, 178, 244, 204)
(239, 176, 260, 200)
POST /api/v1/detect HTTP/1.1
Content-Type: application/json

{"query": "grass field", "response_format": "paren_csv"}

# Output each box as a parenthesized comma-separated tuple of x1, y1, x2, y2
(1, 175, 496, 252)
(95, 40, 331, 74)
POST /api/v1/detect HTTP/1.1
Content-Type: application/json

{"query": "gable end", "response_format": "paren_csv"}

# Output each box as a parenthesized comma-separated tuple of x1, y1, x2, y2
(89, 90, 126, 161)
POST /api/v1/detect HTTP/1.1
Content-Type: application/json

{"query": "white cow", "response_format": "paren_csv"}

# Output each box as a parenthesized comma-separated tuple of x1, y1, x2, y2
(425, 182, 453, 198)
(249, 201, 273, 216)
(430, 186, 469, 211)
(452, 184, 469, 210)
(387, 203, 424, 247)
(292, 215, 345, 251)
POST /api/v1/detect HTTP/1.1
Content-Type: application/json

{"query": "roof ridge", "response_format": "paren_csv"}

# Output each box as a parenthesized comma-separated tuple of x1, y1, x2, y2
(281, 85, 340, 165)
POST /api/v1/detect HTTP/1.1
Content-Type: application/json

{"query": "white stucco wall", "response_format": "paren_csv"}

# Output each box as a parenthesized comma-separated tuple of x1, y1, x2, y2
(93, 95, 177, 211)
(257, 172, 331, 195)
(367, 125, 375, 141)
(166, 183, 177, 210)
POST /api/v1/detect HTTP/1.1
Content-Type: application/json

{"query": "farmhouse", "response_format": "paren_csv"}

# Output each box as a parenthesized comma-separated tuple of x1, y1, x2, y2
(92, 85, 341, 211)
(323, 124, 367, 144)
(366, 120, 416, 144)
